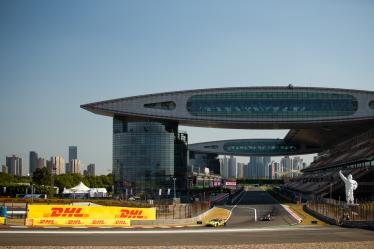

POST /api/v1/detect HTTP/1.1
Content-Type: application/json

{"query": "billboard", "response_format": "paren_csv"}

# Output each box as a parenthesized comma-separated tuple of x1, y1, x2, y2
(225, 181, 237, 186)
(27, 205, 156, 227)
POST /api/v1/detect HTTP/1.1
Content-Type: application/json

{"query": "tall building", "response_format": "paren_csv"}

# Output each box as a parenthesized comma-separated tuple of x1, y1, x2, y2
(273, 162, 282, 179)
(292, 156, 304, 177)
(6, 155, 22, 176)
(268, 161, 277, 179)
(281, 156, 292, 177)
(263, 156, 271, 178)
(248, 156, 272, 179)
(65, 163, 71, 174)
(69, 146, 78, 162)
(37, 158, 45, 169)
(48, 156, 65, 175)
(70, 159, 81, 174)
(29, 151, 38, 176)
(228, 155, 236, 178)
(237, 162, 245, 178)
(86, 164, 95, 176)
(220, 156, 229, 178)
(2, 164, 7, 174)
(113, 120, 175, 196)
(188, 152, 220, 175)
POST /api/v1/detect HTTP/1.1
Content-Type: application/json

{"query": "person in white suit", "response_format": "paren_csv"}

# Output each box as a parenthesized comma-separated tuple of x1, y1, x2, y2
(339, 170, 358, 205)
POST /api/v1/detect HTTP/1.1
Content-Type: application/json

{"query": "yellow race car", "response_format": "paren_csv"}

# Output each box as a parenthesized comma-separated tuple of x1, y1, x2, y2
(206, 218, 226, 227)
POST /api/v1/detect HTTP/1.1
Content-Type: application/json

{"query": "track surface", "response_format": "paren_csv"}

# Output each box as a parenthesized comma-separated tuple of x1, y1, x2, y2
(1, 188, 373, 246)
(223, 187, 296, 227)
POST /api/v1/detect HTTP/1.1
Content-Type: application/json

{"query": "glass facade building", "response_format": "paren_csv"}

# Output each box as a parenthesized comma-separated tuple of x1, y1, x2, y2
(29, 151, 38, 176)
(113, 118, 178, 197)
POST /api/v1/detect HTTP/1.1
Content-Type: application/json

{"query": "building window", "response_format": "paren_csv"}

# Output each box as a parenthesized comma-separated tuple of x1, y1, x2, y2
(144, 101, 176, 110)
(369, 100, 374, 110)
(186, 91, 358, 119)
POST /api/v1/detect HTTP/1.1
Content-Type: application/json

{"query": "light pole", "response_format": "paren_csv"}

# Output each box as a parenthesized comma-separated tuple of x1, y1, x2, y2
(172, 177, 176, 201)
(31, 184, 34, 203)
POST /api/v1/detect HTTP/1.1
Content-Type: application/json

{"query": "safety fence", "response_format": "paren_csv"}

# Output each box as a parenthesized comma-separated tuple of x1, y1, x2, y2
(306, 199, 374, 223)
(155, 201, 210, 219)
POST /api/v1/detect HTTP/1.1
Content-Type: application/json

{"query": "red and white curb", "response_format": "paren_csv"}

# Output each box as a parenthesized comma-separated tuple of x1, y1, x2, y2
(281, 204, 303, 224)
(0, 224, 202, 229)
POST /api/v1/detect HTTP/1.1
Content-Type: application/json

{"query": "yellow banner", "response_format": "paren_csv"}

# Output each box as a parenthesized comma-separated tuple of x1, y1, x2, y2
(27, 205, 156, 223)
(0, 217, 5, 225)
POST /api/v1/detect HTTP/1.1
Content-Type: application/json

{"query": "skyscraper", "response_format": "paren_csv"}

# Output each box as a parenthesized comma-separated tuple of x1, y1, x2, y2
(29, 151, 38, 176)
(248, 156, 272, 179)
(236, 163, 245, 178)
(281, 156, 292, 177)
(292, 156, 304, 177)
(87, 164, 95, 176)
(228, 155, 236, 178)
(69, 146, 78, 162)
(220, 156, 229, 178)
(69, 146, 78, 175)
(70, 159, 81, 174)
(2, 165, 7, 174)
(6, 155, 22, 176)
(48, 156, 65, 175)
(37, 158, 45, 169)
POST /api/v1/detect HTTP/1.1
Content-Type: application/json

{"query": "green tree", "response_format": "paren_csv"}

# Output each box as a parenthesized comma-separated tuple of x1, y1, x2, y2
(32, 167, 51, 186)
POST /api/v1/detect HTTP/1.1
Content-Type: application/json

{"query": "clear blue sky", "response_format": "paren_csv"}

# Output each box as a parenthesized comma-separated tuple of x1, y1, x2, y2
(1, 0, 374, 175)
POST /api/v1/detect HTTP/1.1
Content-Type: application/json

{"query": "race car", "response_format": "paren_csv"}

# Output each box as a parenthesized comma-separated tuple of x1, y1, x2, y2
(259, 213, 273, 221)
(206, 218, 226, 227)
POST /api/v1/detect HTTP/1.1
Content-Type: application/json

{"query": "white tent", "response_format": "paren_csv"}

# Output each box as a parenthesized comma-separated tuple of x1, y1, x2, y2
(71, 181, 90, 192)
(62, 182, 107, 197)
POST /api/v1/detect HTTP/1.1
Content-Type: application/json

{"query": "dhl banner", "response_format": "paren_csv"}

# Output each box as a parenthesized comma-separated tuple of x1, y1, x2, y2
(27, 204, 156, 227)
(30, 218, 130, 227)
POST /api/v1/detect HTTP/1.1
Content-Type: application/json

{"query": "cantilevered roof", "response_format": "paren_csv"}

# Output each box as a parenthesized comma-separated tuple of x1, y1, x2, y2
(82, 86, 374, 151)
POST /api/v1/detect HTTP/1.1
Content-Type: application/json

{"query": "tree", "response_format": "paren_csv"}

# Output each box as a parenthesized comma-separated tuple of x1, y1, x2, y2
(32, 167, 51, 186)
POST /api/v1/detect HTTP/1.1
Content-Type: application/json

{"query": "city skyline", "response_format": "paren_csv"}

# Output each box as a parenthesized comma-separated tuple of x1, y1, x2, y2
(1, 1, 374, 175)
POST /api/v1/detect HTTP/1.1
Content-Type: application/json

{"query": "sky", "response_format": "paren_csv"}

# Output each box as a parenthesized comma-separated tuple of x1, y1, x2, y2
(1, 0, 374, 175)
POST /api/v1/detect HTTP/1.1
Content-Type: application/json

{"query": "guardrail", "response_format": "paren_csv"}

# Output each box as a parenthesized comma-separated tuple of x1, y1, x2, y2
(305, 200, 374, 229)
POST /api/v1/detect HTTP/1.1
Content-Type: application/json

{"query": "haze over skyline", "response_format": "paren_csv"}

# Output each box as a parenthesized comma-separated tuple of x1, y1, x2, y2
(1, 1, 374, 175)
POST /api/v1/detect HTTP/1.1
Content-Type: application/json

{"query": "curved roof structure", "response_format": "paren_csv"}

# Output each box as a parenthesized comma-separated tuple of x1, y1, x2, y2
(82, 86, 374, 151)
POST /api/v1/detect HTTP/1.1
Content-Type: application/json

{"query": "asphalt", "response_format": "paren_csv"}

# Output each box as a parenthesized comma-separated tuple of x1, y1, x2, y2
(223, 187, 297, 227)
(0, 188, 373, 246)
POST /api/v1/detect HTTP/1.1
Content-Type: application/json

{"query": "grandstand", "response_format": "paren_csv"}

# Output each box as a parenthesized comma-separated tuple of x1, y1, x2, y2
(284, 129, 374, 201)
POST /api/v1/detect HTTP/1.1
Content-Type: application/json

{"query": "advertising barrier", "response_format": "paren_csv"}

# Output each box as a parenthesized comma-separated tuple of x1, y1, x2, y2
(27, 205, 156, 227)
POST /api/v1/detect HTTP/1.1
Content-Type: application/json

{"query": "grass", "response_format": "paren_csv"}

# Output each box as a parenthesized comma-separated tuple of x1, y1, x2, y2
(265, 187, 326, 225)
(200, 207, 231, 223)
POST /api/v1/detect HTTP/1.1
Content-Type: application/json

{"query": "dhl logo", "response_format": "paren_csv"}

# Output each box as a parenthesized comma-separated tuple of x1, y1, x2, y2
(38, 219, 55, 224)
(45, 207, 90, 218)
(118, 209, 144, 219)
(67, 219, 83, 225)
(91, 220, 105, 225)
(115, 220, 128, 225)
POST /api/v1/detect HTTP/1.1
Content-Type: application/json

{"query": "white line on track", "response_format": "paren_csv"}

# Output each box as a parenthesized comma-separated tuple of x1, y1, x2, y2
(0, 227, 331, 235)
(9, 226, 27, 229)
(226, 191, 246, 222)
